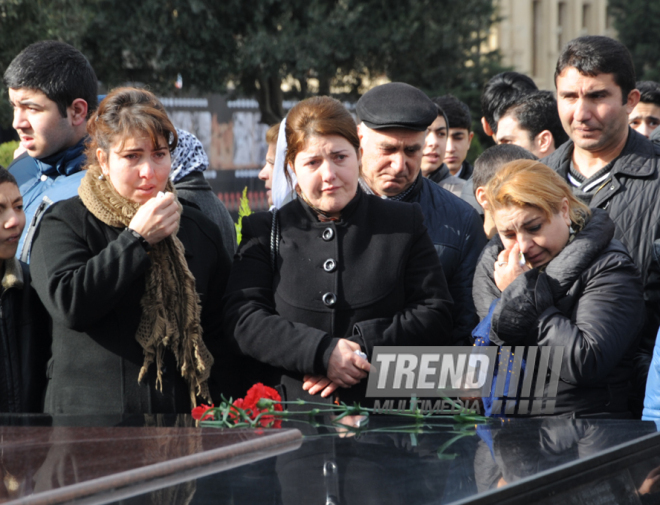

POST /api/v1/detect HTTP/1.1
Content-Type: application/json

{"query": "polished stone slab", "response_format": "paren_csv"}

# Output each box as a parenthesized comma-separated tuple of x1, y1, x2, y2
(1, 415, 660, 504)
(0, 424, 302, 504)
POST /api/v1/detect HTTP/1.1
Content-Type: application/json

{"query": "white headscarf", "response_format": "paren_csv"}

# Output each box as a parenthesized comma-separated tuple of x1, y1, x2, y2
(271, 117, 297, 209)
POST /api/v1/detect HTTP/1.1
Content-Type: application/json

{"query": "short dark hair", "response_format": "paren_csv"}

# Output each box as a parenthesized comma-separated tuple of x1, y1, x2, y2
(481, 72, 538, 133)
(637, 81, 660, 107)
(473, 144, 537, 194)
(0, 167, 17, 187)
(555, 36, 636, 104)
(433, 95, 471, 131)
(502, 91, 569, 148)
(3, 41, 98, 119)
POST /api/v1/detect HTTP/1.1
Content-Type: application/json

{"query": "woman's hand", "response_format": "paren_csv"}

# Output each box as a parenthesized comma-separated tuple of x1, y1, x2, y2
(326, 339, 371, 388)
(302, 375, 339, 397)
(128, 193, 181, 245)
(494, 242, 530, 292)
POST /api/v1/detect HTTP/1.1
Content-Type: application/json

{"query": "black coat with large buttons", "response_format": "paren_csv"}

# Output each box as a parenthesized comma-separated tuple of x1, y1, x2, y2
(30, 197, 233, 414)
(222, 191, 454, 402)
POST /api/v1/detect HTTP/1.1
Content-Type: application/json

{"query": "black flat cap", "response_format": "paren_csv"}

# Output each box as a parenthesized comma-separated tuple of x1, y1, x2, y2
(356, 82, 437, 131)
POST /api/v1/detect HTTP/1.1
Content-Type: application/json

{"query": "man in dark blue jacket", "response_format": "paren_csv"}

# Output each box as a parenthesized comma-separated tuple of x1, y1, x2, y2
(356, 82, 487, 345)
(3, 41, 98, 262)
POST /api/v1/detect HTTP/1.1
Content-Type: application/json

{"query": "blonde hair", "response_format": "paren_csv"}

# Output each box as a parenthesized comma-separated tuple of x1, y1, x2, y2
(485, 159, 590, 226)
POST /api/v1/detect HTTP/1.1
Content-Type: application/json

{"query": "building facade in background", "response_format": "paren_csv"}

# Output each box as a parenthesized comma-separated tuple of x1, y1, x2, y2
(490, 0, 616, 90)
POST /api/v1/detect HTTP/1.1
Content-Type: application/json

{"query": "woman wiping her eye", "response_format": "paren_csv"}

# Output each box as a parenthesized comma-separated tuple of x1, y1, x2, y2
(473, 159, 644, 417)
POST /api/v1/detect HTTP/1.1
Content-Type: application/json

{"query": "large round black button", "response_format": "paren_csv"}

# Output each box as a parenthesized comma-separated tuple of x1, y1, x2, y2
(323, 259, 337, 272)
(322, 292, 337, 306)
(322, 228, 334, 241)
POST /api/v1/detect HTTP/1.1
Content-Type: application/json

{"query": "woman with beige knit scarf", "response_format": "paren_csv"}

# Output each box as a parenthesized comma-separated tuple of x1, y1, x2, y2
(30, 88, 235, 415)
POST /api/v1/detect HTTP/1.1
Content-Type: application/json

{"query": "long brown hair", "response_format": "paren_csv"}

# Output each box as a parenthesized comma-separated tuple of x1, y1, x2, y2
(485, 159, 590, 226)
(85, 87, 177, 171)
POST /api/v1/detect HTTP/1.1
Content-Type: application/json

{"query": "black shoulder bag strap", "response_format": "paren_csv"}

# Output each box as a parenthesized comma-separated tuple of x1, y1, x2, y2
(270, 208, 280, 272)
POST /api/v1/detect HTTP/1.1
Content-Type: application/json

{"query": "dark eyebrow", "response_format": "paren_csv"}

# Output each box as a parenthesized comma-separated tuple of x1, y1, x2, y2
(16, 99, 42, 108)
(329, 149, 349, 155)
(12, 196, 23, 205)
(404, 143, 422, 150)
(585, 89, 610, 98)
(377, 141, 400, 149)
(523, 216, 542, 226)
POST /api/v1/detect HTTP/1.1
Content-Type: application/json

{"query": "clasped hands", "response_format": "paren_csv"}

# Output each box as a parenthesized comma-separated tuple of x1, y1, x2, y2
(302, 338, 371, 398)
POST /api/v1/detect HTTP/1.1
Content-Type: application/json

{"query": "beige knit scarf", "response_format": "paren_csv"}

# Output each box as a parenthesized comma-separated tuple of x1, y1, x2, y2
(78, 164, 213, 407)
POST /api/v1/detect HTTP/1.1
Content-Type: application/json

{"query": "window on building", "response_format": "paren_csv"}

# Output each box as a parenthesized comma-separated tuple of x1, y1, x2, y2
(533, 0, 542, 77)
(582, 3, 593, 35)
(558, 2, 567, 51)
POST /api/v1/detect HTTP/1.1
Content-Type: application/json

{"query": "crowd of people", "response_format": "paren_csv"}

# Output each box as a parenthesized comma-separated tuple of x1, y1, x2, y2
(3, 34, 660, 420)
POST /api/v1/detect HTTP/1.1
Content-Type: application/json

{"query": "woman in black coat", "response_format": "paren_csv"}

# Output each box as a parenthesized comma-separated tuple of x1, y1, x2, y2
(223, 96, 454, 403)
(473, 160, 644, 417)
(30, 88, 231, 415)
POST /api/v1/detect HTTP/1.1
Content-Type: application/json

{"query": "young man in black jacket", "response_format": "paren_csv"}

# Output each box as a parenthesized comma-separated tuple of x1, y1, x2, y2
(542, 35, 660, 416)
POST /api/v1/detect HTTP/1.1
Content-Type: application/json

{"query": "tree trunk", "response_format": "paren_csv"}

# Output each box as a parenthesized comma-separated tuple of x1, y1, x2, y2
(256, 74, 285, 125)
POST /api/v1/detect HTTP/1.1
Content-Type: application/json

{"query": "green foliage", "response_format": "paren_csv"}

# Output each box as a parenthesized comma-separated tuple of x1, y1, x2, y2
(0, 141, 19, 169)
(80, 0, 235, 95)
(234, 187, 252, 245)
(609, 0, 660, 82)
(0, 0, 504, 131)
(0, 0, 96, 129)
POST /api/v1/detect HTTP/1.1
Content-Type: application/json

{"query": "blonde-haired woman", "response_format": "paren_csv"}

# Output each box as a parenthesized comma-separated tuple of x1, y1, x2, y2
(473, 159, 644, 417)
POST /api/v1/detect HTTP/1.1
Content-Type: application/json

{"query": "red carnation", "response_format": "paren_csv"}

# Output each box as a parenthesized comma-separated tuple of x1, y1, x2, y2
(240, 383, 283, 428)
(192, 403, 215, 421)
(244, 383, 282, 409)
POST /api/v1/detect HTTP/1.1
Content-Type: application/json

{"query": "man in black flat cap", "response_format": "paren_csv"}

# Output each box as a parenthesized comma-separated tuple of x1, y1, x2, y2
(357, 82, 487, 345)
